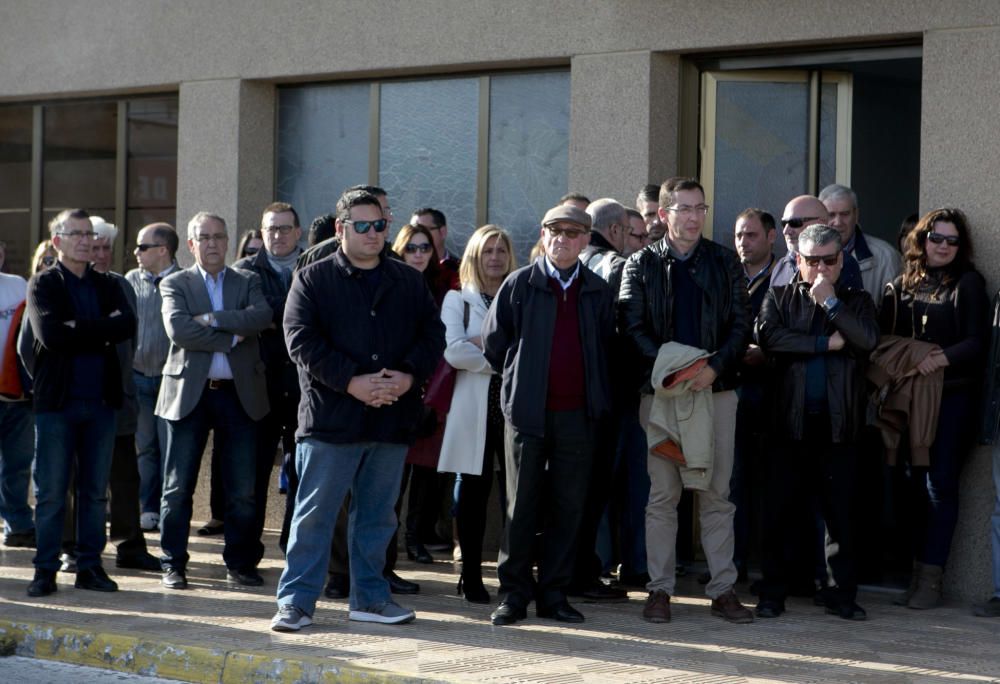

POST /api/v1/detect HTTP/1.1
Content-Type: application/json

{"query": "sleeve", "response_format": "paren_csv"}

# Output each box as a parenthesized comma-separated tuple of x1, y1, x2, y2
(705, 250, 751, 378)
(442, 291, 491, 373)
(941, 270, 989, 368)
(756, 287, 827, 355)
(400, 276, 447, 385)
(211, 272, 273, 337)
(160, 275, 235, 353)
(828, 291, 880, 353)
(617, 254, 660, 382)
(482, 275, 517, 374)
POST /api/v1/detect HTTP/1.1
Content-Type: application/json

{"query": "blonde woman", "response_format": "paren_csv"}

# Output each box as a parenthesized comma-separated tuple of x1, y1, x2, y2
(438, 225, 516, 603)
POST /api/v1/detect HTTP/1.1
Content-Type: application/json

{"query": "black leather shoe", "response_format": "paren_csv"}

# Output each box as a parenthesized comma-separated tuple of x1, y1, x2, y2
(384, 570, 420, 594)
(826, 600, 867, 621)
(755, 599, 785, 618)
(162, 568, 188, 589)
(227, 567, 264, 586)
(324, 572, 349, 599)
(406, 542, 434, 564)
(75, 566, 119, 592)
(116, 552, 161, 572)
(27, 569, 57, 597)
(490, 602, 527, 626)
(537, 600, 585, 623)
(3, 529, 36, 548)
(580, 582, 628, 602)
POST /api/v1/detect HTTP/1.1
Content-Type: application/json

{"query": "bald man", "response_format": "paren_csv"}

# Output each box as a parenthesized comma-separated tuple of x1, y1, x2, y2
(771, 196, 862, 290)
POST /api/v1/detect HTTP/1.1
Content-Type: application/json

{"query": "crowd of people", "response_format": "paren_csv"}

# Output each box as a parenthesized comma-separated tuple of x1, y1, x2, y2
(2, 176, 1000, 635)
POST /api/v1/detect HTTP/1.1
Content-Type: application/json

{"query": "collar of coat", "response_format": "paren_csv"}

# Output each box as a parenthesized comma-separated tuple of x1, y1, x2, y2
(527, 256, 605, 293)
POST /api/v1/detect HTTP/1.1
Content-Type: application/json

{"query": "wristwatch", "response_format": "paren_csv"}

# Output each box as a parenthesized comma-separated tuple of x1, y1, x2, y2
(822, 295, 840, 311)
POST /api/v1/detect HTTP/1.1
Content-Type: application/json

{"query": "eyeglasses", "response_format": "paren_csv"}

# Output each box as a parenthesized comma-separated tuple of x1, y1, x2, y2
(58, 230, 97, 240)
(545, 226, 589, 239)
(263, 224, 296, 235)
(800, 254, 840, 267)
(665, 205, 710, 216)
(345, 219, 388, 234)
(404, 243, 433, 254)
(926, 231, 959, 246)
(780, 216, 821, 229)
(244, 246, 260, 256)
(135, 243, 164, 252)
(192, 233, 228, 243)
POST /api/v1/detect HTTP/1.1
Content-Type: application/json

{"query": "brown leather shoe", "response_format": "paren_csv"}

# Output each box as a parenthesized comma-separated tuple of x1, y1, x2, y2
(711, 589, 754, 624)
(642, 590, 671, 623)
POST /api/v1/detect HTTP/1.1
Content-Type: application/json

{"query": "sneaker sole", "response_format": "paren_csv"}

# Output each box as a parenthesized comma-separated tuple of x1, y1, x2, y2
(349, 610, 415, 624)
(271, 616, 312, 632)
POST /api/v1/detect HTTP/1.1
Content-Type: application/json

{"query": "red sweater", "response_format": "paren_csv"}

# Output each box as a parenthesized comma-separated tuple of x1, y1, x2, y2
(546, 277, 586, 411)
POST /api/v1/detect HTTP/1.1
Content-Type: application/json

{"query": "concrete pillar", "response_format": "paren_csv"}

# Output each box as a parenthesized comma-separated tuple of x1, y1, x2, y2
(920, 27, 1000, 602)
(176, 79, 275, 265)
(568, 51, 680, 207)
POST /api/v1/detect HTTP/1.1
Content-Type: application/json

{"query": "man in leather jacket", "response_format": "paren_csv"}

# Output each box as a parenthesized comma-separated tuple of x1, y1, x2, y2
(618, 177, 753, 624)
(754, 224, 879, 621)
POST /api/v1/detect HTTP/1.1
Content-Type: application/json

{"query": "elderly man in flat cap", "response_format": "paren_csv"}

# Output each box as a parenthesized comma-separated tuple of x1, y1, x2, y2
(482, 203, 615, 626)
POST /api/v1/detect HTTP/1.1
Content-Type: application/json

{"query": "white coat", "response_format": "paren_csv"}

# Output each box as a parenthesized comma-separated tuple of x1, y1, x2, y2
(437, 286, 495, 475)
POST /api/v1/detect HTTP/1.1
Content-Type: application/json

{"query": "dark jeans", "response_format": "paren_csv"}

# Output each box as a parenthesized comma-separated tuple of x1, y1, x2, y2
(134, 372, 166, 515)
(160, 383, 262, 572)
(34, 399, 115, 572)
(456, 412, 506, 582)
(0, 400, 34, 535)
(611, 409, 649, 577)
(760, 415, 859, 604)
(731, 381, 765, 573)
(571, 413, 618, 588)
(108, 433, 149, 558)
(912, 390, 975, 567)
(498, 410, 595, 610)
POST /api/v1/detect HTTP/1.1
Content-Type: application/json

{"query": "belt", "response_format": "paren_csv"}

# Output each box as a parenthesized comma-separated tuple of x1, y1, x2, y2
(207, 379, 234, 390)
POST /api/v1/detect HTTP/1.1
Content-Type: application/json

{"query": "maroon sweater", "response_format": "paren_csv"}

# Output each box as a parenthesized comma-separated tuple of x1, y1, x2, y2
(546, 277, 586, 411)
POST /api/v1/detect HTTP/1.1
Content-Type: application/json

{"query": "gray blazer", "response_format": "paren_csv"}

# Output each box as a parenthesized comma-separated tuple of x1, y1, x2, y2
(154, 265, 272, 422)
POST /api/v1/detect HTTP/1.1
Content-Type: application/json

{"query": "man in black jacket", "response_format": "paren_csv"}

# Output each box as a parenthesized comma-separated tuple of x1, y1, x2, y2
(272, 190, 444, 632)
(483, 203, 614, 626)
(754, 224, 878, 621)
(24, 209, 137, 597)
(618, 177, 753, 625)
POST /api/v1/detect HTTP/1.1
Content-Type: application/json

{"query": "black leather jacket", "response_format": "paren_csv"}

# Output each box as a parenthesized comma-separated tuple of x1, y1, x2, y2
(755, 280, 879, 443)
(618, 238, 750, 393)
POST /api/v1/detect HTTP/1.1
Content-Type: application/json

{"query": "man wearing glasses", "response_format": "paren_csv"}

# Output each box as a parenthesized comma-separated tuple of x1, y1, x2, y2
(24, 209, 137, 597)
(273, 190, 444, 631)
(755, 224, 878, 621)
(772, 195, 866, 291)
(125, 223, 179, 534)
(234, 202, 303, 564)
(155, 212, 272, 590)
(624, 208, 651, 257)
(619, 177, 754, 624)
(483, 204, 615, 626)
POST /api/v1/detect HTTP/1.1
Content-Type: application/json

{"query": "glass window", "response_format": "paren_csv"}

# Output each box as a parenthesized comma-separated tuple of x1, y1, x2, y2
(488, 72, 570, 261)
(819, 82, 839, 191)
(379, 78, 479, 257)
(126, 97, 178, 271)
(42, 101, 116, 217)
(277, 83, 370, 231)
(0, 105, 33, 275)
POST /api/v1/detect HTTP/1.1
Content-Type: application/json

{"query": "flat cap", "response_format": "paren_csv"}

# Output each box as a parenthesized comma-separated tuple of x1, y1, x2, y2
(541, 204, 592, 231)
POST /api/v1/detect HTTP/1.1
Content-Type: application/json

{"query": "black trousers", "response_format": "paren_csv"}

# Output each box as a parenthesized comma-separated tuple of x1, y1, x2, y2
(760, 415, 859, 604)
(253, 391, 297, 552)
(570, 413, 617, 588)
(498, 409, 595, 610)
(455, 410, 506, 581)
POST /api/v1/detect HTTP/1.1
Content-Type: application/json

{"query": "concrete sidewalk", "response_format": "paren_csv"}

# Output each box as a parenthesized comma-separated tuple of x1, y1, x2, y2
(2, 529, 999, 683)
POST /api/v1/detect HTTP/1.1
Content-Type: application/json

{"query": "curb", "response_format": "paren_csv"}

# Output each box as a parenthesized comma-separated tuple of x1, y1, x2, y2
(0, 619, 444, 683)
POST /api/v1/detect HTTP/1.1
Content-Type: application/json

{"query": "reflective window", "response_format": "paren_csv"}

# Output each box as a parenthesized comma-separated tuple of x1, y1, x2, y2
(0, 106, 32, 275)
(126, 97, 178, 270)
(43, 102, 117, 218)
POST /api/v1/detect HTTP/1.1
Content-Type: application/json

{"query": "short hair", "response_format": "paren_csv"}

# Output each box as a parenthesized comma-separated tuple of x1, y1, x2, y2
(413, 207, 447, 228)
(818, 183, 858, 210)
(587, 198, 627, 235)
(637, 184, 660, 206)
(344, 184, 387, 198)
(736, 207, 777, 234)
(308, 213, 336, 246)
(560, 192, 590, 205)
(237, 229, 262, 258)
(658, 177, 705, 209)
(798, 224, 842, 251)
(625, 208, 642, 221)
(459, 225, 517, 291)
(89, 216, 119, 244)
(335, 190, 383, 223)
(187, 211, 226, 239)
(145, 222, 179, 258)
(49, 208, 90, 236)
(261, 201, 300, 228)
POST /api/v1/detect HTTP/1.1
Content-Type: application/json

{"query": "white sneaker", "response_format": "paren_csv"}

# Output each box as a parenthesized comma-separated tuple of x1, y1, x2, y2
(271, 604, 313, 632)
(349, 601, 415, 624)
(140, 512, 159, 531)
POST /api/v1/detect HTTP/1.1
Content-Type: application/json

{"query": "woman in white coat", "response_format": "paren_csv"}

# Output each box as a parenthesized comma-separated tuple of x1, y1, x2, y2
(438, 225, 517, 603)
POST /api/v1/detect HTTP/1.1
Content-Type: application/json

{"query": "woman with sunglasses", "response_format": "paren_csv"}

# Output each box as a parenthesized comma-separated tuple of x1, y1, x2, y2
(879, 207, 988, 609)
(31, 240, 57, 275)
(237, 229, 264, 259)
(392, 223, 446, 304)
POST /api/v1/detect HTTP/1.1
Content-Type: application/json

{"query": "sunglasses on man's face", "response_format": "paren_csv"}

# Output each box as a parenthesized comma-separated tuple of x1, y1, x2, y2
(926, 231, 959, 246)
(135, 243, 164, 252)
(346, 219, 388, 234)
(780, 216, 821, 229)
(404, 242, 433, 254)
(800, 254, 840, 267)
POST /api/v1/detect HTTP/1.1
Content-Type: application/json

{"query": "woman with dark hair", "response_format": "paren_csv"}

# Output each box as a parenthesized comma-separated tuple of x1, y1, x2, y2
(879, 207, 988, 609)
(237, 229, 264, 259)
(392, 223, 447, 304)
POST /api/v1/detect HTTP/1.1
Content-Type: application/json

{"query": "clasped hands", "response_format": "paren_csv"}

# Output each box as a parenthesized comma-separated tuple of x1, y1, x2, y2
(348, 369, 414, 407)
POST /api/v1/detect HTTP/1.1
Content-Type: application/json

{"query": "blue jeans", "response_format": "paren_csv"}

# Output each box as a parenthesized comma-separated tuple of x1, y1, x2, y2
(277, 439, 406, 615)
(134, 372, 166, 515)
(33, 399, 115, 571)
(160, 384, 261, 571)
(0, 400, 35, 535)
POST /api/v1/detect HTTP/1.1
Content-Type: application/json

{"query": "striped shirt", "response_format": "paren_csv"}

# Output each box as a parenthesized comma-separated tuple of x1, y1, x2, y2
(125, 263, 178, 377)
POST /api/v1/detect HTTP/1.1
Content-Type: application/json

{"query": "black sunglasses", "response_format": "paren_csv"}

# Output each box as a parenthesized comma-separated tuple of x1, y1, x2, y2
(346, 219, 388, 234)
(135, 243, 164, 252)
(800, 254, 840, 267)
(780, 216, 821, 229)
(926, 231, 959, 246)
(244, 246, 260, 256)
(41, 255, 56, 267)
(404, 243, 433, 254)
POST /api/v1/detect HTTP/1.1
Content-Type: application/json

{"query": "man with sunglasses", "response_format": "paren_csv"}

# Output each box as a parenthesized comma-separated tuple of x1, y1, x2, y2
(273, 190, 444, 632)
(755, 224, 878, 621)
(125, 223, 179, 533)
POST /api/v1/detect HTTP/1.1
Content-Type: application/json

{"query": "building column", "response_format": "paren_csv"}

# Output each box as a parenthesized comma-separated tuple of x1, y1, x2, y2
(176, 79, 274, 264)
(921, 27, 1000, 602)
(568, 51, 680, 207)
